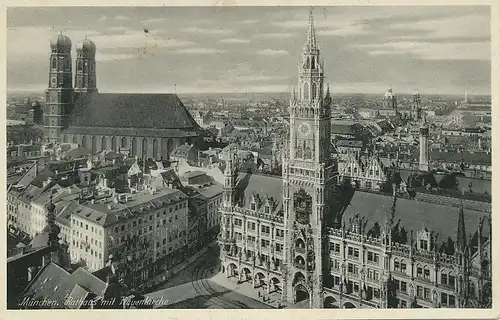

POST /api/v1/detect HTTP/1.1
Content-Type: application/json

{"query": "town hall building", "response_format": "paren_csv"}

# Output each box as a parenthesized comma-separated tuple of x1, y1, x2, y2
(218, 9, 491, 309)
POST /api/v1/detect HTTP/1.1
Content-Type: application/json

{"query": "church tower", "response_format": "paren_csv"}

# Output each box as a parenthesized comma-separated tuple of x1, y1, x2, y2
(75, 37, 97, 93)
(412, 90, 422, 121)
(44, 32, 73, 144)
(419, 114, 429, 171)
(223, 149, 238, 207)
(282, 8, 338, 308)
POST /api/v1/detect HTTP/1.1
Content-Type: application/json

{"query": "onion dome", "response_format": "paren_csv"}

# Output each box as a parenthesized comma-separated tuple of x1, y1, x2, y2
(50, 32, 72, 52)
(76, 37, 96, 55)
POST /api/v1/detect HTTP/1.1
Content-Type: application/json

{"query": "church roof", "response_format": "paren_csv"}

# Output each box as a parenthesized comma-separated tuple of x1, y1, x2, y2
(68, 93, 200, 131)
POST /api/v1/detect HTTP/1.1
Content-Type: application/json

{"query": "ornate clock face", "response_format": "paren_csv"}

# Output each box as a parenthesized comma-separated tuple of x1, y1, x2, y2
(298, 122, 311, 137)
(50, 77, 57, 88)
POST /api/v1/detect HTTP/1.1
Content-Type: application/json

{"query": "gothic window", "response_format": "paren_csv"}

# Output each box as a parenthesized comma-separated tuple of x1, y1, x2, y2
(91, 136, 97, 153)
(153, 138, 159, 159)
(101, 136, 107, 151)
(77, 61, 83, 72)
(303, 83, 309, 100)
(111, 136, 116, 151)
(142, 138, 148, 157)
(311, 57, 316, 70)
(311, 83, 317, 100)
(305, 57, 310, 69)
(131, 138, 137, 155)
(51, 57, 57, 69)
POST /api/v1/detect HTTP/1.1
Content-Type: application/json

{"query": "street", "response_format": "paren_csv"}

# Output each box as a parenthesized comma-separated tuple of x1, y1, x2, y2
(145, 244, 273, 309)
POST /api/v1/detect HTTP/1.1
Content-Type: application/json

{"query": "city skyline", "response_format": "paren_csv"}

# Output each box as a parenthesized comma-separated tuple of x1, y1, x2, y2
(7, 6, 491, 95)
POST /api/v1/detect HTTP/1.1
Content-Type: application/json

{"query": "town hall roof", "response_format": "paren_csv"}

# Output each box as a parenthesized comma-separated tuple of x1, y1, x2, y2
(67, 93, 201, 132)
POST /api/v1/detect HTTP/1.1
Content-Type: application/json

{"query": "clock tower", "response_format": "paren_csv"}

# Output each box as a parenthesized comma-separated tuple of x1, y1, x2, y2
(282, 8, 338, 308)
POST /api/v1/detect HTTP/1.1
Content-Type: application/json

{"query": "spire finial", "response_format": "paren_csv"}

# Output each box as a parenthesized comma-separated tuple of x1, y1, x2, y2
(456, 197, 467, 253)
(305, 6, 317, 52)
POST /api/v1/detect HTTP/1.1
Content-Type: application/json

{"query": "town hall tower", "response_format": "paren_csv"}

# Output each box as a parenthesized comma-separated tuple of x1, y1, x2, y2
(281, 8, 338, 308)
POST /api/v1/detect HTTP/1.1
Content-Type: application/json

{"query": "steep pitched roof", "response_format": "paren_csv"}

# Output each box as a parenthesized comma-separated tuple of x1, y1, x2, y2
(343, 191, 488, 241)
(235, 173, 283, 214)
(68, 93, 200, 130)
(20, 262, 106, 309)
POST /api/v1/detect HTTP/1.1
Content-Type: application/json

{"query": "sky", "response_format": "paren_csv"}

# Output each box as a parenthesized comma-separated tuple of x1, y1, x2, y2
(7, 6, 491, 95)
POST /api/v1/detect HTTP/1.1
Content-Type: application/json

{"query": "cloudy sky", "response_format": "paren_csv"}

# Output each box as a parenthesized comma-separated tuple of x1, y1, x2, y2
(7, 6, 491, 95)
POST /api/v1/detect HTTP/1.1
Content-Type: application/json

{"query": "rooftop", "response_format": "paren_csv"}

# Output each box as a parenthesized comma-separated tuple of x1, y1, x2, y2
(20, 262, 106, 309)
(67, 93, 200, 131)
(71, 187, 187, 227)
(343, 190, 489, 241)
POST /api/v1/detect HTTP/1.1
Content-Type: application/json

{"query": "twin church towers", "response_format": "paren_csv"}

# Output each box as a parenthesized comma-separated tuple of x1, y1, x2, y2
(45, 34, 97, 143)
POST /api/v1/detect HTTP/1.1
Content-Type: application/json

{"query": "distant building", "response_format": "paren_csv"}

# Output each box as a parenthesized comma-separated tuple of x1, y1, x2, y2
(191, 110, 212, 127)
(419, 117, 430, 171)
(441, 127, 486, 138)
(170, 143, 199, 166)
(339, 154, 388, 191)
(336, 140, 363, 161)
(384, 88, 397, 109)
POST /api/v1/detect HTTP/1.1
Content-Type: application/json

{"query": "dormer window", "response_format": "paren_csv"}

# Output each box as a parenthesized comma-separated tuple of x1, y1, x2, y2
(419, 239, 428, 251)
(265, 206, 270, 214)
(251, 203, 256, 211)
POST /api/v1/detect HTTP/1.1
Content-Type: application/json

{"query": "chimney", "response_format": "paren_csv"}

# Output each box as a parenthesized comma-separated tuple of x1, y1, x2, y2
(107, 204, 112, 210)
(91, 199, 95, 204)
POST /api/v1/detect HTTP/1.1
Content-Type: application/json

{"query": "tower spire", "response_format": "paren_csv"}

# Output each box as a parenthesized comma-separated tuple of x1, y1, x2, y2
(305, 6, 317, 52)
(456, 198, 467, 253)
